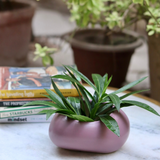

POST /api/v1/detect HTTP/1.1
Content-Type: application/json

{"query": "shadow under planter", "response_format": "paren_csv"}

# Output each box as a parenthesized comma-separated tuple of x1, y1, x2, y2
(64, 29, 142, 88)
(0, 1, 35, 66)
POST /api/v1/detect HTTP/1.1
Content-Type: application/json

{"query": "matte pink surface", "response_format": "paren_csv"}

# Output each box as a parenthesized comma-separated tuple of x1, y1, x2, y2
(49, 110, 130, 153)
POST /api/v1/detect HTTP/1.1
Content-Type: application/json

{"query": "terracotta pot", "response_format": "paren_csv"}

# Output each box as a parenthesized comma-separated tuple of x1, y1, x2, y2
(64, 29, 142, 87)
(49, 110, 130, 153)
(148, 35, 160, 102)
(0, 1, 35, 66)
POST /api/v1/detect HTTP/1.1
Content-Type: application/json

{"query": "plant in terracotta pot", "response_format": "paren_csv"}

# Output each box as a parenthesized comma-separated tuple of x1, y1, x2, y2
(61, 0, 146, 87)
(132, 0, 160, 102)
(0, 0, 35, 66)
(24, 65, 160, 153)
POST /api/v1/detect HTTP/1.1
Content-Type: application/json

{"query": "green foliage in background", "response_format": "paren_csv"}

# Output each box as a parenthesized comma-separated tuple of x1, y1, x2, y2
(24, 66, 160, 137)
(63, 0, 160, 36)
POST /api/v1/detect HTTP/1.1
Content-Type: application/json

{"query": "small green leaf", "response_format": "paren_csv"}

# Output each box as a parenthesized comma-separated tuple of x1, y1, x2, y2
(100, 115, 120, 137)
(108, 94, 121, 112)
(92, 74, 104, 96)
(70, 115, 94, 122)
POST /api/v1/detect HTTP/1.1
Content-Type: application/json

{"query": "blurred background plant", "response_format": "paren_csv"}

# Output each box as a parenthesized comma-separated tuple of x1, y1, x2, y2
(63, 0, 160, 36)
(34, 43, 57, 66)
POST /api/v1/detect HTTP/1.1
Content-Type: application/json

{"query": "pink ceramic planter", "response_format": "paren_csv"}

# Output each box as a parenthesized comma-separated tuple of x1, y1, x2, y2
(49, 110, 130, 153)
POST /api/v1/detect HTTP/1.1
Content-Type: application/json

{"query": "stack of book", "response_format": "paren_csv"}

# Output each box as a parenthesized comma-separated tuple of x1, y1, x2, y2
(0, 65, 79, 123)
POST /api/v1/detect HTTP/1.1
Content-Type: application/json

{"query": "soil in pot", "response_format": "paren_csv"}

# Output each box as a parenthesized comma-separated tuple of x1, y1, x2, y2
(66, 29, 142, 88)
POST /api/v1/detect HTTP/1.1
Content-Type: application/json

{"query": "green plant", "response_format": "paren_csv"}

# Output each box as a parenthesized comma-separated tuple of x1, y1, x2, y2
(63, 0, 160, 36)
(23, 65, 160, 137)
(33, 43, 57, 67)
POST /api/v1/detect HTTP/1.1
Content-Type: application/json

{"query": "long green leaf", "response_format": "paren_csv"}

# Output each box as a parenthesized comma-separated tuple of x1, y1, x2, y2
(120, 89, 149, 100)
(96, 103, 113, 115)
(101, 76, 112, 97)
(67, 97, 81, 115)
(22, 100, 60, 109)
(121, 100, 160, 116)
(65, 65, 98, 92)
(78, 86, 92, 115)
(92, 74, 104, 96)
(111, 77, 147, 94)
(44, 89, 66, 109)
(108, 94, 121, 112)
(100, 115, 120, 137)
(51, 79, 76, 113)
(70, 115, 94, 122)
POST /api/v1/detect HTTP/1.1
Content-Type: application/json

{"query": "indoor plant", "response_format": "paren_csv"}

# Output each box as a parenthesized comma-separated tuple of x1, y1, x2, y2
(0, 0, 35, 66)
(24, 65, 160, 153)
(62, 0, 144, 87)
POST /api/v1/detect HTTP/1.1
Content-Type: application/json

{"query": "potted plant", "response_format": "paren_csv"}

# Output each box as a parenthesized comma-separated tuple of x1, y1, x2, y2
(61, 0, 145, 87)
(0, 0, 35, 66)
(132, 0, 160, 102)
(24, 65, 160, 153)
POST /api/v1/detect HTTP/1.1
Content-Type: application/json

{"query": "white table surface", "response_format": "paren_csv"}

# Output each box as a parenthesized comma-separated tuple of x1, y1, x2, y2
(0, 86, 160, 160)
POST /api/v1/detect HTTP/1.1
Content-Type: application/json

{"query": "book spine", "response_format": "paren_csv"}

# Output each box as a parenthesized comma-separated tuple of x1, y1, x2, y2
(0, 99, 50, 107)
(0, 114, 54, 123)
(0, 106, 54, 119)
(0, 88, 79, 99)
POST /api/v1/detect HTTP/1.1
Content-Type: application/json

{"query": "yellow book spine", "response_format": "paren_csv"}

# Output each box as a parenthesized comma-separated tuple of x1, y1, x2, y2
(0, 88, 79, 99)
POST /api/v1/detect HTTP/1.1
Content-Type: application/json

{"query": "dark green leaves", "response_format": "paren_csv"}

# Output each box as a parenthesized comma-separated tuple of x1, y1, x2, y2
(100, 115, 120, 137)
(108, 94, 121, 112)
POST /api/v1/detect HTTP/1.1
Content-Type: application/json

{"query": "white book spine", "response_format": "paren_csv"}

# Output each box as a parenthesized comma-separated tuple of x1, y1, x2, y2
(0, 106, 54, 119)
(0, 114, 54, 123)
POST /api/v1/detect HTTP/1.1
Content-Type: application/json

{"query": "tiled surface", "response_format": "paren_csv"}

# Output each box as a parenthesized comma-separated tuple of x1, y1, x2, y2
(29, 7, 149, 94)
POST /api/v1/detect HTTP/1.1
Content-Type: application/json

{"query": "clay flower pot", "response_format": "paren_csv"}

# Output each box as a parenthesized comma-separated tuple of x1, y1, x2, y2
(49, 109, 130, 153)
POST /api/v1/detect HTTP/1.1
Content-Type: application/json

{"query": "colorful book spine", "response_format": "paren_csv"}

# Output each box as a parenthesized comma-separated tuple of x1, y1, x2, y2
(0, 65, 80, 99)
(0, 114, 54, 123)
(0, 98, 50, 107)
(0, 88, 78, 99)
(0, 106, 54, 119)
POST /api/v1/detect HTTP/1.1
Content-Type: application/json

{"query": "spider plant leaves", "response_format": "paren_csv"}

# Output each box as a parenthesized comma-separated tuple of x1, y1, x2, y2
(22, 100, 60, 109)
(51, 79, 76, 113)
(52, 74, 94, 102)
(120, 89, 149, 100)
(65, 65, 97, 92)
(101, 75, 112, 97)
(92, 74, 104, 96)
(70, 115, 94, 122)
(44, 88, 66, 109)
(121, 100, 160, 116)
(99, 115, 120, 137)
(67, 97, 81, 115)
(111, 76, 148, 95)
(96, 103, 113, 115)
(39, 109, 57, 120)
(108, 94, 121, 112)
